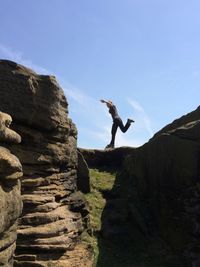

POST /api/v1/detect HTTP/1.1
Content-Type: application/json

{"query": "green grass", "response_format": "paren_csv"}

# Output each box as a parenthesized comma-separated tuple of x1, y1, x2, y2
(89, 168, 116, 191)
(82, 168, 117, 263)
(85, 169, 116, 232)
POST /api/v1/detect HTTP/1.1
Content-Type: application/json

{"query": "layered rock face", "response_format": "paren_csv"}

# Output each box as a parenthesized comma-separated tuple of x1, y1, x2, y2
(0, 60, 92, 267)
(122, 106, 200, 266)
(0, 111, 22, 266)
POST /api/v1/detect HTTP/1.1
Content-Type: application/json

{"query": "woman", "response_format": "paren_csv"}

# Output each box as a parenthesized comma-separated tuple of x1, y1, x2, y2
(100, 99, 134, 149)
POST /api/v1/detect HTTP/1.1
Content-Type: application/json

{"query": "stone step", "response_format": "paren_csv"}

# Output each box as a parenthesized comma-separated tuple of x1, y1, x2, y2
(31, 202, 60, 212)
(22, 189, 69, 198)
(17, 234, 74, 247)
(22, 177, 51, 187)
(22, 195, 55, 206)
(14, 254, 37, 261)
(19, 206, 77, 226)
(17, 218, 82, 238)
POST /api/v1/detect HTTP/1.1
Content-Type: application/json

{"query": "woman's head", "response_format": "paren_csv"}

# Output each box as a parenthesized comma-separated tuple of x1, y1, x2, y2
(106, 100, 113, 108)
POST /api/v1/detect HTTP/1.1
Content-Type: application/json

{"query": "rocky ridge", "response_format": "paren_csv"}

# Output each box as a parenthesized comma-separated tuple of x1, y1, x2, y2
(122, 106, 200, 266)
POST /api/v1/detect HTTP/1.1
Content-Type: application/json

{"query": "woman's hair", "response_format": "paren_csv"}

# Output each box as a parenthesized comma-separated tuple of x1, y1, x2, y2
(106, 101, 113, 108)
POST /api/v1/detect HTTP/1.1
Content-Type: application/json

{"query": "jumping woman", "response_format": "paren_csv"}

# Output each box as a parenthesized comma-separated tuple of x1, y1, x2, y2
(100, 99, 134, 149)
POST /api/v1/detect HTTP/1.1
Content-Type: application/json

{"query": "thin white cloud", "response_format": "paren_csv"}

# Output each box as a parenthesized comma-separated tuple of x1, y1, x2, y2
(80, 125, 110, 143)
(60, 82, 109, 123)
(0, 43, 49, 74)
(63, 86, 94, 106)
(62, 84, 108, 118)
(127, 98, 154, 138)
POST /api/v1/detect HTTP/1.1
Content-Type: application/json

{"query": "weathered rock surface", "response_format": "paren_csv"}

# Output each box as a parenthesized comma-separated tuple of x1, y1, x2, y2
(154, 105, 200, 140)
(0, 111, 22, 267)
(0, 111, 21, 144)
(78, 146, 135, 169)
(120, 106, 200, 266)
(0, 60, 93, 267)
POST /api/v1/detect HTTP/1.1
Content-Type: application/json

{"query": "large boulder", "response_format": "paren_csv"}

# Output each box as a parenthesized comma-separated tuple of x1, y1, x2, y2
(0, 111, 22, 267)
(0, 60, 68, 130)
(0, 60, 92, 267)
(121, 106, 200, 266)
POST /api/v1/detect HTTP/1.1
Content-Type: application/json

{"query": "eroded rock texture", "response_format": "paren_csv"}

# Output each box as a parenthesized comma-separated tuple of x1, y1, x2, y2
(122, 106, 200, 266)
(0, 111, 22, 267)
(0, 60, 92, 267)
(79, 146, 135, 168)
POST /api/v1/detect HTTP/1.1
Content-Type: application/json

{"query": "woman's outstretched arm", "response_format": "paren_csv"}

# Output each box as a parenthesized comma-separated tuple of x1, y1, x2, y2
(100, 99, 114, 106)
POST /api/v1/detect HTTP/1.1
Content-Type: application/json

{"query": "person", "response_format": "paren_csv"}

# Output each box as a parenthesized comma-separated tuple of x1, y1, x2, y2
(100, 99, 134, 149)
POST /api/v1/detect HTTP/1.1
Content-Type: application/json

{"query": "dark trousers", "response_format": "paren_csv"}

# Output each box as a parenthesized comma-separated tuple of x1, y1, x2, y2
(110, 117, 131, 146)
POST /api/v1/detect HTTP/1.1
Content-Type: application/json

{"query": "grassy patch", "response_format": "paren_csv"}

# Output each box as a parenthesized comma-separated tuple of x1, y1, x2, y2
(89, 168, 116, 192)
(83, 168, 117, 263)
(85, 168, 116, 232)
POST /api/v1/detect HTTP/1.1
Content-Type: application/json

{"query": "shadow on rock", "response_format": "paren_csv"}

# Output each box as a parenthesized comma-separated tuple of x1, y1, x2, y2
(96, 169, 148, 267)
(96, 168, 187, 267)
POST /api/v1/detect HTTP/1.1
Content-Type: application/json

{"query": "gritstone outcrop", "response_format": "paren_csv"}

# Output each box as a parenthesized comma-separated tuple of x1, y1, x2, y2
(80, 107, 200, 266)
(121, 105, 200, 266)
(0, 60, 93, 267)
(0, 111, 22, 267)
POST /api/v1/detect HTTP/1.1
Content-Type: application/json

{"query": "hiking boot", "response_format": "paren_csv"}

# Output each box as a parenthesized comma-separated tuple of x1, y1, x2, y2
(105, 144, 114, 149)
(127, 118, 135, 123)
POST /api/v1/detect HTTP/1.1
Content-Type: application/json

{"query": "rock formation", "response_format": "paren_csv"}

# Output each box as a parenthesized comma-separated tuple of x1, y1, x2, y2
(1, 59, 199, 267)
(121, 106, 200, 266)
(0, 60, 93, 267)
(0, 111, 22, 267)
(80, 107, 200, 266)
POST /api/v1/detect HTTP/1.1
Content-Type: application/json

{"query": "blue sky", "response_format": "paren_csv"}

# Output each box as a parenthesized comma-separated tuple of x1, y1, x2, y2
(0, 0, 200, 148)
